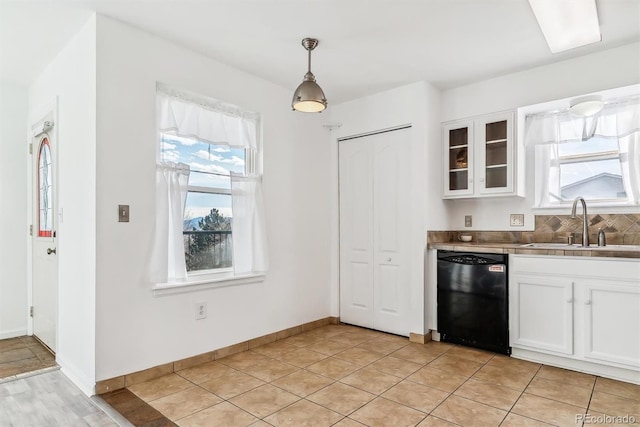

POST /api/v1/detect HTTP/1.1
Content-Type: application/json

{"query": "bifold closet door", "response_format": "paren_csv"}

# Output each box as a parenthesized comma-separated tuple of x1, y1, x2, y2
(339, 127, 411, 336)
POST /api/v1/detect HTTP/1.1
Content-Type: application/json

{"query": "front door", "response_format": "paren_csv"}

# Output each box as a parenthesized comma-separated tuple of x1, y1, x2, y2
(31, 119, 58, 352)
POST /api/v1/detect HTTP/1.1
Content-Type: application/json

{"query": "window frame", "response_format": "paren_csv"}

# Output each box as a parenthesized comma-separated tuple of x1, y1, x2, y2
(153, 87, 265, 294)
(554, 142, 626, 204)
(534, 139, 636, 210)
(181, 144, 249, 277)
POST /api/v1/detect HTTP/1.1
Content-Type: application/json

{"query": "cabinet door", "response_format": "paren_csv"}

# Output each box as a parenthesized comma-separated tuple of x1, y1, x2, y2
(510, 274, 574, 355)
(476, 112, 514, 195)
(443, 120, 474, 198)
(582, 280, 640, 368)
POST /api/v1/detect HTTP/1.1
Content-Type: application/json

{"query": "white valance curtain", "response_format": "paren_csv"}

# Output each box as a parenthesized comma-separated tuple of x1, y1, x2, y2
(525, 94, 640, 205)
(157, 83, 259, 150)
(524, 95, 640, 146)
(149, 162, 190, 283)
(151, 83, 268, 283)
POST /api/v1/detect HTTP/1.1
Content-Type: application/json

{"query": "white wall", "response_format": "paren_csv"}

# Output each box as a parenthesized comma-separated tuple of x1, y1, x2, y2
(94, 15, 331, 381)
(28, 16, 97, 395)
(0, 83, 28, 339)
(441, 42, 640, 230)
(328, 81, 446, 335)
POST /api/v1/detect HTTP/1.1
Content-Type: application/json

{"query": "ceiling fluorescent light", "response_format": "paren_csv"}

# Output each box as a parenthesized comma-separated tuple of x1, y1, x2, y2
(528, 0, 601, 53)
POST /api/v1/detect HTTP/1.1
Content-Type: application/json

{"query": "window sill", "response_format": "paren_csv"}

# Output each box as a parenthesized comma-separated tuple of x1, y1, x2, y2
(153, 272, 265, 296)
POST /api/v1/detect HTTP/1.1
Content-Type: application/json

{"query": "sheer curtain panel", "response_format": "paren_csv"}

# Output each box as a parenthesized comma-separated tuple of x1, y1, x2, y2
(149, 162, 190, 283)
(231, 173, 268, 275)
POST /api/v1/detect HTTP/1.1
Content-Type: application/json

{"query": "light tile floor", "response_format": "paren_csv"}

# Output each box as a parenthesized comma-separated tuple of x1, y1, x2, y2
(120, 324, 640, 426)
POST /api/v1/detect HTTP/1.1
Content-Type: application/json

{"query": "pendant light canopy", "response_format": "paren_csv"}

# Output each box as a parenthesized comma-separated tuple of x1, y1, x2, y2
(292, 38, 327, 113)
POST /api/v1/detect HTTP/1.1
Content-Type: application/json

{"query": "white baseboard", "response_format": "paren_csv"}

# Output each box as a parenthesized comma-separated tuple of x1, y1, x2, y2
(512, 348, 640, 385)
(57, 356, 96, 397)
(0, 328, 28, 340)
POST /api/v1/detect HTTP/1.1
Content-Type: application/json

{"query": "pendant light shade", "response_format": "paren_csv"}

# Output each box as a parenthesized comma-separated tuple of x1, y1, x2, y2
(292, 38, 327, 113)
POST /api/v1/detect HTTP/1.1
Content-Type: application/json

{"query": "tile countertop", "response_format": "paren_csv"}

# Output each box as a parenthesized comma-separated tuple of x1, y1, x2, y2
(428, 242, 640, 259)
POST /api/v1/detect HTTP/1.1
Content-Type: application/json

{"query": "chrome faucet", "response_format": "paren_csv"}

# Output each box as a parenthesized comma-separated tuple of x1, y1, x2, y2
(571, 197, 589, 247)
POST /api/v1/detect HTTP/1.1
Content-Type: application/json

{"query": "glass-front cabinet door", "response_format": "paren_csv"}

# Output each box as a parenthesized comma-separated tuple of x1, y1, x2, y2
(443, 120, 474, 197)
(477, 112, 514, 195)
(442, 111, 517, 199)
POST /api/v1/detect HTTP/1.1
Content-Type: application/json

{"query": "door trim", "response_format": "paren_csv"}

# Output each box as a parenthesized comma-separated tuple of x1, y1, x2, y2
(337, 124, 412, 142)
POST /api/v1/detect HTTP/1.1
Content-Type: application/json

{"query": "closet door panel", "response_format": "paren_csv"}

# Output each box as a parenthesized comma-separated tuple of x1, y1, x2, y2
(372, 129, 411, 335)
(339, 140, 374, 328)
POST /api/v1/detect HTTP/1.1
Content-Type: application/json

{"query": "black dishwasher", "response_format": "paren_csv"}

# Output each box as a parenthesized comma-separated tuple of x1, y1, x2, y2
(437, 250, 510, 355)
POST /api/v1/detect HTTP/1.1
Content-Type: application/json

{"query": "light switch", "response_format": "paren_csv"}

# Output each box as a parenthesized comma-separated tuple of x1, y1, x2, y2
(118, 205, 130, 222)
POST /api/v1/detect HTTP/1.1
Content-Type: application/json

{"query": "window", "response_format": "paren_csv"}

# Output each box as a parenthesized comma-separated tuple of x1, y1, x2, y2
(524, 87, 640, 209)
(160, 135, 245, 272)
(37, 137, 53, 237)
(150, 84, 268, 287)
(550, 136, 627, 203)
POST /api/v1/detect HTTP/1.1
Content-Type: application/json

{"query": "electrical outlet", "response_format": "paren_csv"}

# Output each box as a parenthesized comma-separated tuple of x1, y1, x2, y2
(195, 302, 207, 320)
(510, 214, 525, 226)
(464, 215, 472, 227)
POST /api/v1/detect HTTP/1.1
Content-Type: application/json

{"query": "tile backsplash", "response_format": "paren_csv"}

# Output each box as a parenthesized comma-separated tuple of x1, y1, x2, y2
(531, 213, 640, 245)
(428, 213, 640, 245)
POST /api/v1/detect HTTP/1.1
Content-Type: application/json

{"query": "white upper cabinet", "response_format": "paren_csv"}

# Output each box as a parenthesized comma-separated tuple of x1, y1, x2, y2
(443, 111, 522, 199)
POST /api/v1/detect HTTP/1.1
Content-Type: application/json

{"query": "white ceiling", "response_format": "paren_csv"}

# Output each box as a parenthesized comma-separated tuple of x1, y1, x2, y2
(1, 0, 639, 104)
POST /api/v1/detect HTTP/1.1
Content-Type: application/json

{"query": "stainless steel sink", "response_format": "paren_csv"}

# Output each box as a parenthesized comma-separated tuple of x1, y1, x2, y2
(520, 243, 640, 251)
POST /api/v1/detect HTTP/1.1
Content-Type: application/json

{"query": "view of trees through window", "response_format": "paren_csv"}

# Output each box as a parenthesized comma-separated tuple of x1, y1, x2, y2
(184, 208, 232, 271)
(160, 134, 245, 272)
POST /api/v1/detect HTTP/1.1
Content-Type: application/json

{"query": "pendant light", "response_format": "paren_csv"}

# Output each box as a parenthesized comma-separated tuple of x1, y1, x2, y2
(292, 38, 327, 113)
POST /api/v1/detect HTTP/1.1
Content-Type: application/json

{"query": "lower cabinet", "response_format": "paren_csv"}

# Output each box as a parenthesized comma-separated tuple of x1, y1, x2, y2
(510, 255, 640, 382)
(583, 280, 640, 368)
(511, 275, 574, 355)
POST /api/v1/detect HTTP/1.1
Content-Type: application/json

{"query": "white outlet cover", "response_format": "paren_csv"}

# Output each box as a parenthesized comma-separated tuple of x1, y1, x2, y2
(195, 302, 207, 320)
(510, 214, 525, 226)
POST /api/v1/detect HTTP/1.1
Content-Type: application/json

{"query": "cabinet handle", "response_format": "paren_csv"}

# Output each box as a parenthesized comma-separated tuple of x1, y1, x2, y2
(585, 300, 592, 305)
(386, 257, 392, 262)
(566, 298, 573, 303)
